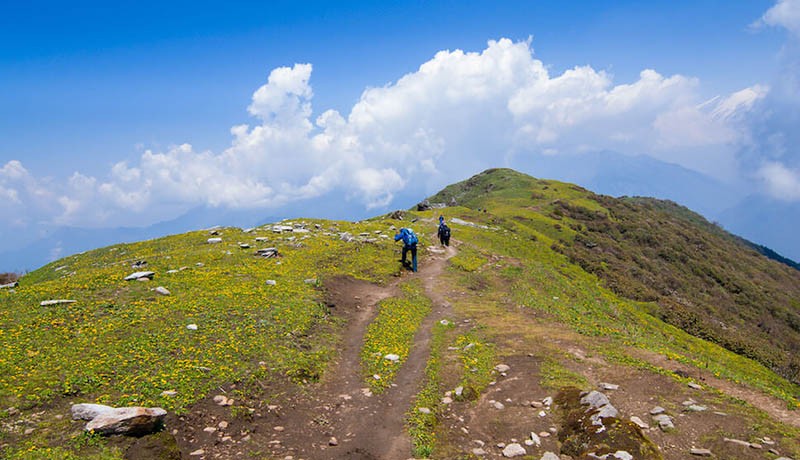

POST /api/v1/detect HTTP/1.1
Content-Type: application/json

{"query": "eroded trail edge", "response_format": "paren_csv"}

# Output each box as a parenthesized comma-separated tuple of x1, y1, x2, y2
(245, 243, 457, 460)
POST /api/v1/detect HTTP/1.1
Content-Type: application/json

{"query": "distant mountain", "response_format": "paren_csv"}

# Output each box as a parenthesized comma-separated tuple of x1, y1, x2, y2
(0, 206, 279, 273)
(717, 195, 800, 263)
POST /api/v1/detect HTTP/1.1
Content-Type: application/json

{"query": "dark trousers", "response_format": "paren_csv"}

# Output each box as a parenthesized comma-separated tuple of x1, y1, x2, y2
(402, 244, 417, 272)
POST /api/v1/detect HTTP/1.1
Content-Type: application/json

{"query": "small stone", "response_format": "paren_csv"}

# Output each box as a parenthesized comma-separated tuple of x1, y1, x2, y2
(542, 396, 553, 406)
(723, 438, 750, 447)
(154, 286, 170, 296)
(186, 324, 198, 330)
(493, 401, 505, 410)
(189, 449, 205, 456)
(204, 426, 217, 433)
(418, 407, 431, 414)
(329, 437, 338, 446)
(207, 238, 222, 244)
(630, 416, 649, 429)
(222, 436, 232, 442)
(540, 453, 560, 460)
(454, 386, 464, 396)
(649, 406, 666, 415)
(689, 448, 712, 456)
(442, 396, 453, 404)
(265, 280, 277, 285)
(274, 426, 285, 431)
(384, 354, 400, 362)
(539, 431, 550, 438)
(749, 443, 763, 449)
(161, 390, 177, 397)
(599, 382, 619, 391)
(24, 428, 35, 435)
(218, 421, 228, 429)
(472, 448, 487, 455)
(539, 410, 547, 417)
(686, 404, 707, 412)
(502, 443, 526, 457)
(494, 364, 511, 373)
(530, 401, 543, 408)
(688, 382, 703, 390)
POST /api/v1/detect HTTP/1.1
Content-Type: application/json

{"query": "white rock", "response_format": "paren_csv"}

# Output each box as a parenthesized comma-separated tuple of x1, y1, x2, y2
(454, 386, 464, 396)
(542, 396, 553, 406)
(186, 324, 198, 330)
(649, 406, 666, 415)
(599, 382, 619, 391)
(540, 452, 560, 460)
(689, 448, 712, 456)
(85, 406, 167, 435)
(154, 286, 170, 296)
(384, 354, 400, 362)
(688, 382, 703, 390)
(442, 396, 453, 404)
(40, 299, 77, 306)
(493, 401, 505, 410)
(265, 280, 277, 285)
(124, 271, 155, 281)
(502, 443, 526, 457)
(160, 390, 177, 397)
(472, 447, 487, 455)
(189, 449, 205, 456)
(203, 426, 217, 433)
(417, 407, 431, 414)
(207, 238, 222, 244)
(529, 432, 541, 446)
(71, 403, 114, 421)
(494, 364, 511, 373)
(630, 416, 649, 429)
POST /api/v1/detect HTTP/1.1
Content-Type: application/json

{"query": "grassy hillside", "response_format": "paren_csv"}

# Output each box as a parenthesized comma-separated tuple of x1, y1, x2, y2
(429, 168, 800, 385)
(1, 168, 799, 459)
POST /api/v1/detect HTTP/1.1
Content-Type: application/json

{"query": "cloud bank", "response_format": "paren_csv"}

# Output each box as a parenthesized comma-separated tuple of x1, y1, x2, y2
(5, 36, 776, 234)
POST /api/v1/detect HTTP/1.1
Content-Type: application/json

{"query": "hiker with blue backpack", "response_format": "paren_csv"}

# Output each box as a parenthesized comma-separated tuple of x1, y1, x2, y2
(438, 215, 451, 247)
(394, 227, 418, 272)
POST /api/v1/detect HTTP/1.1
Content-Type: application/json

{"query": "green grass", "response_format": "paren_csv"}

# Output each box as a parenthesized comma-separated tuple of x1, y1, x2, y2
(407, 321, 453, 458)
(360, 280, 432, 392)
(0, 218, 401, 458)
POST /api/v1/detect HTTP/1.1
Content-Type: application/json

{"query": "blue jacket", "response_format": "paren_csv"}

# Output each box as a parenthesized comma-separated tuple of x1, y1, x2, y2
(394, 228, 418, 246)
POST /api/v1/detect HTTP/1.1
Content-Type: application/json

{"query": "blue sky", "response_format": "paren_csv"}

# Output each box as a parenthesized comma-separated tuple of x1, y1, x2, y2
(2, 0, 800, 263)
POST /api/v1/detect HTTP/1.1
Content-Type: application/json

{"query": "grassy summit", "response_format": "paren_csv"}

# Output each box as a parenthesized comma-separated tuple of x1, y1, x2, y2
(429, 168, 800, 385)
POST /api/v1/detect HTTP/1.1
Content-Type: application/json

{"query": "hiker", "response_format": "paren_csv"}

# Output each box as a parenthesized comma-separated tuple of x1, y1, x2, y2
(438, 216, 451, 247)
(394, 227, 418, 272)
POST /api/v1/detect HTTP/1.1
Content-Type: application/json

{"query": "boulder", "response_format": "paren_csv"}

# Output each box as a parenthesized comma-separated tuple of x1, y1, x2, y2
(71, 403, 166, 436)
(207, 237, 222, 244)
(125, 271, 155, 281)
(154, 286, 171, 296)
(0, 281, 19, 289)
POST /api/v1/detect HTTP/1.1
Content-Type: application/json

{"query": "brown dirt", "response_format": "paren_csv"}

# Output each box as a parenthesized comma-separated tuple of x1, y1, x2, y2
(165, 241, 457, 460)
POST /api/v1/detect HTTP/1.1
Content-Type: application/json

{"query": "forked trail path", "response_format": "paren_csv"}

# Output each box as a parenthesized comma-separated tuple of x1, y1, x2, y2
(262, 242, 458, 460)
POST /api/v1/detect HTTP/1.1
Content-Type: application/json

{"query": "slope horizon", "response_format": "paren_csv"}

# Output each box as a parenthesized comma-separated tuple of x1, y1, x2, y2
(2, 165, 798, 275)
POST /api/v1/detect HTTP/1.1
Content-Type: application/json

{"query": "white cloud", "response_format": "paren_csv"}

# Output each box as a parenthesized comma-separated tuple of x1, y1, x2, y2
(757, 161, 800, 200)
(757, 0, 800, 36)
(2, 38, 771, 232)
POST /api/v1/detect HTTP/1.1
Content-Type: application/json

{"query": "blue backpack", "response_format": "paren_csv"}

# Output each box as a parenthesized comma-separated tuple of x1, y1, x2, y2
(405, 228, 418, 245)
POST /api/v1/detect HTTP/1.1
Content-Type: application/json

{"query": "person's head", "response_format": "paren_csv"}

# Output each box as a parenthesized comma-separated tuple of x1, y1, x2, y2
(439, 215, 444, 223)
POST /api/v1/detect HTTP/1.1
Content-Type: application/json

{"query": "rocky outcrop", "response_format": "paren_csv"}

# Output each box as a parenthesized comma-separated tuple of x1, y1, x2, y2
(71, 403, 166, 436)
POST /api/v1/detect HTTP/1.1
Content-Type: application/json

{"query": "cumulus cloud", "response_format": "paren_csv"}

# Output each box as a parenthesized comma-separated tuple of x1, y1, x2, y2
(756, 0, 800, 37)
(2, 38, 772, 231)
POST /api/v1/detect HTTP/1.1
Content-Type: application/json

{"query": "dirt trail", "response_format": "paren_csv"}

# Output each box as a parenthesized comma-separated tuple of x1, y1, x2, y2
(251, 242, 457, 460)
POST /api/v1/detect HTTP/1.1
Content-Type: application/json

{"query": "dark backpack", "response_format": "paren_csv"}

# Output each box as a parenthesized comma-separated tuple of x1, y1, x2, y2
(442, 224, 450, 238)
